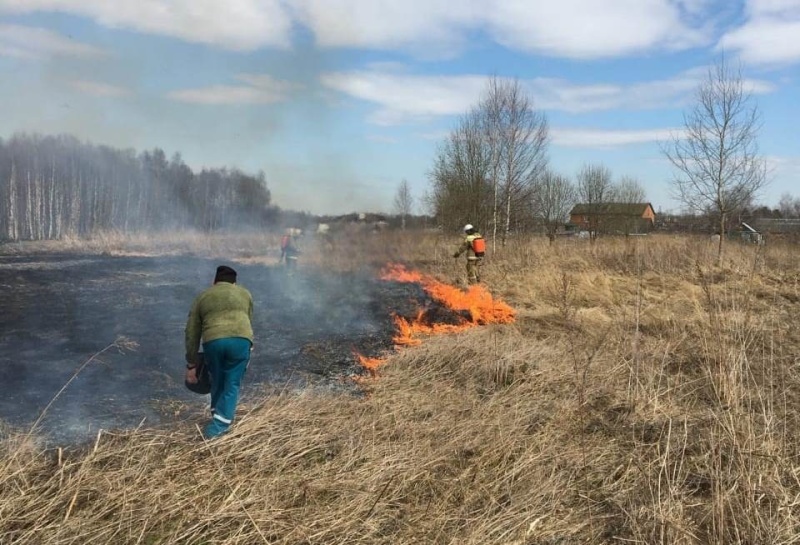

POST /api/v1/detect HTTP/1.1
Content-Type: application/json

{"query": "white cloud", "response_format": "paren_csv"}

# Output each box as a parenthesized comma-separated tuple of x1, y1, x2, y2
(551, 127, 679, 148)
(718, 0, 800, 65)
(291, 0, 479, 56)
(749, 0, 800, 16)
(320, 67, 775, 125)
(766, 155, 800, 174)
(1, 0, 718, 59)
(294, 0, 718, 58)
(485, 0, 711, 59)
(168, 74, 301, 105)
(68, 79, 131, 97)
(0, 0, 292, 51)
(0, 23, 106, 59)
(320, 72, 485, 124)
(297, 0, 718, 58)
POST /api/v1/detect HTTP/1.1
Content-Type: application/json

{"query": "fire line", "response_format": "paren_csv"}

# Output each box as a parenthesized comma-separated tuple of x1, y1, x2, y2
(355, 263, 516, 374)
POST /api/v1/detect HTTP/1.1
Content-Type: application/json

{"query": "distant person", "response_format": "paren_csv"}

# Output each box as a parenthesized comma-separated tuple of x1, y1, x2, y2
(185, 265, 254, 439)
(453, 223, 485, 285)
(316, 223, 334, 250)
(280, 228, 300, 275)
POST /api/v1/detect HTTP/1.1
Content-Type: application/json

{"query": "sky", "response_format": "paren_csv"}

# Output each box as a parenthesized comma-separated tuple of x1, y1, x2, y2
(0, 0, 798, 215)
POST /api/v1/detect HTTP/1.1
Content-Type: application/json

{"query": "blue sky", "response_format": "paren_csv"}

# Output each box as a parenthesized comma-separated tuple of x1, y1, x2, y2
(0, 0, 798, 215)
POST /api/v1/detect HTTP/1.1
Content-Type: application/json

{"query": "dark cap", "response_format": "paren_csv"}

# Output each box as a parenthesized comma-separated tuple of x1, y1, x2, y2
(214, 265, 237, 284)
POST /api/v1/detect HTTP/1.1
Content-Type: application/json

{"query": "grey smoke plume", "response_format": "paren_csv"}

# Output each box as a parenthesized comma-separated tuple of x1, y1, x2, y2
(0, 252, 426, 446)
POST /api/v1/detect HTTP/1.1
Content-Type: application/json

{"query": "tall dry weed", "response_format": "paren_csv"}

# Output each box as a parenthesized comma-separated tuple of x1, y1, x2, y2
(3, 231, 800, 543)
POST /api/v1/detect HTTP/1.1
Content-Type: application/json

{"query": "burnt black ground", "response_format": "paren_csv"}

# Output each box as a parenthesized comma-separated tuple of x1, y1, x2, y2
(0, 253, 444, 445)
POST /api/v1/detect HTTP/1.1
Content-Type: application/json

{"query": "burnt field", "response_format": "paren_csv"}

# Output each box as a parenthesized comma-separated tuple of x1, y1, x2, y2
(0, 252, 450, 445)
(5, 236, 800, 544)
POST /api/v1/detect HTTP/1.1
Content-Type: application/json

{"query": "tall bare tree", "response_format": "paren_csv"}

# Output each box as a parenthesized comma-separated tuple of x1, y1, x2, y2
(663, 57, 767, 261)
(532, 170, 575, 245)
(778, 192, 800, 218)
(611, 176, 649, 236)
(614, 176, 646, 204)
(481, 77, 549, 247)
(430, 77, 548, 241)
(576, 163, 614, 242)
(393, 179, 414, 230)
(429, 106, 493, 231)
(480, 77, 504, 252)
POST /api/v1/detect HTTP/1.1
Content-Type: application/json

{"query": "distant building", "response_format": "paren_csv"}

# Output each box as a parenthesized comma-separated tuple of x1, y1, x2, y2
(569, 202, 656, 235)
(738, 222, 765, 244)
(751, 217, 800, 235)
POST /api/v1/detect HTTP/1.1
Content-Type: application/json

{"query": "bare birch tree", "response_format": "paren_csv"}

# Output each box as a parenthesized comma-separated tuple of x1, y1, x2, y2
(430, 77, 548, 242)
(576, 163, 614, 242)
(429, 106, 493, 231)
(481, 77, 548, 247)
(778, 192, 800, 218)
(663, 58, 767, 262)
(614, 176, 646, 204)
(532, 170, 575, 245)
(393, 179, 414, 230)
(480, 77, 504, 253)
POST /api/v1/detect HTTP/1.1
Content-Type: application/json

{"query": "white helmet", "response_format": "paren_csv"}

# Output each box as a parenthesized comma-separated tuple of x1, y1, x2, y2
(463, 224, 474, 233)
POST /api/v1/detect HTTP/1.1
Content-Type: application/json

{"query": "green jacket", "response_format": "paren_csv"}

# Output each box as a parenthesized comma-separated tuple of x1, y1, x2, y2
(454, 232, 484, 260)
(185, 282, 254, 364)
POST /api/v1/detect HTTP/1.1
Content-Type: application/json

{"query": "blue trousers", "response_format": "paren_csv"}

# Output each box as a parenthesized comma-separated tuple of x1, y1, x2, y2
(202, 337, 251, 439)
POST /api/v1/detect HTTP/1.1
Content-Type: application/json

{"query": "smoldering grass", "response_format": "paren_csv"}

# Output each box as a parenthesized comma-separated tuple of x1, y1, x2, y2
(2, 232, 800, 543)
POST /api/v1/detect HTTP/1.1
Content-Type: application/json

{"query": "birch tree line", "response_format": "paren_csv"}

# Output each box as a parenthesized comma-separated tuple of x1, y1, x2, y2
(0, 133, 275, 241)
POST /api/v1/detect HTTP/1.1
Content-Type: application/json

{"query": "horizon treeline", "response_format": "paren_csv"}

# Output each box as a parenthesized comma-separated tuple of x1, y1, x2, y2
(0, 133, 278, 241)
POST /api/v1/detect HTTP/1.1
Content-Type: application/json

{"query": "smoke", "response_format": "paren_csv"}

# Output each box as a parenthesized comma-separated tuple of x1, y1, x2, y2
(0, 20, 385, 219)
(0, 252, 425, 446)
(267, 161, 394, 215)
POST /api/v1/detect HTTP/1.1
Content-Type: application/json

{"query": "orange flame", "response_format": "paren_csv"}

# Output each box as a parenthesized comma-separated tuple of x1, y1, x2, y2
(381, 263, 515, 324)
(354, 264, 516, 375)
(355, 352, 385, 376)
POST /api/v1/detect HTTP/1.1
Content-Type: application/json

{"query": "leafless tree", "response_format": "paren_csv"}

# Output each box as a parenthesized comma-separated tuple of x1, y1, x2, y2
(429, 106, 493, 232)
(611, 176, 649, 235)
(429, 77, 548, 241)
(614, 176, 646, 203)
(0, 133, 275, 241)
(481, 77, 549, 247)
(778, 192, 800, 218)
(393, 179, 414, 230)
(576, 163, 614, 242)
(662, 57, 768, 262)
(481, 77, 504, 251)
(532, 170, 575, 245)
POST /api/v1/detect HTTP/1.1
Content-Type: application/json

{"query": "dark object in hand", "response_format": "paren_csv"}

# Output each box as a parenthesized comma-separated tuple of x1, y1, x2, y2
(185, 352, 212, 395)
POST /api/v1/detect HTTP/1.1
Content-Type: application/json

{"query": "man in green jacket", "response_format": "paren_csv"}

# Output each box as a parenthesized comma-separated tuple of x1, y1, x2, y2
(453, 224, 485, 285)
(185, 265, 254, 439)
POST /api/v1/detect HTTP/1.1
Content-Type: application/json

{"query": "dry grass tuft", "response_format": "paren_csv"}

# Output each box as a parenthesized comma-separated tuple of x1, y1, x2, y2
(3, 232, 800, 543)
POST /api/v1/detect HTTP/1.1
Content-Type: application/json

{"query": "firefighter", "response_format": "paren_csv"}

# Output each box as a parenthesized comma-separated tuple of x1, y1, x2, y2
(453, 223, 485, 285)
(280, 228, 300, 275)
(185, 265, 254, 439)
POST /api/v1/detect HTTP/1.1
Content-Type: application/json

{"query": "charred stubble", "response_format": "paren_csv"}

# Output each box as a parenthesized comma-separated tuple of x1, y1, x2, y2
(0, 253, 461, 444)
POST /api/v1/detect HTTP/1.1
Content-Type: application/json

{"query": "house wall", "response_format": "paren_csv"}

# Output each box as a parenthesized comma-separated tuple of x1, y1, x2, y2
(569, 210, 655, 228)
(569, 214, 587, 228)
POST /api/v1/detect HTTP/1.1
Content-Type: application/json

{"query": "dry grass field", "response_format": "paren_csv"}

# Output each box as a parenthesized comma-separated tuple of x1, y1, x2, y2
(2, 230, 800, 544)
